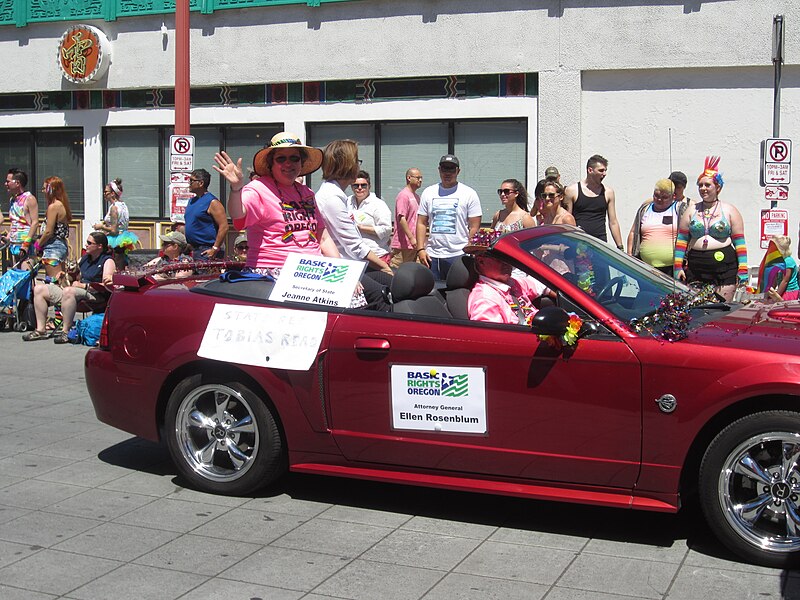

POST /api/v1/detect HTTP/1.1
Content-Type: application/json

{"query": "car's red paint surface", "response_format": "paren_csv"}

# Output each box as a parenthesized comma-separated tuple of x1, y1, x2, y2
(85, 227, 800, 519)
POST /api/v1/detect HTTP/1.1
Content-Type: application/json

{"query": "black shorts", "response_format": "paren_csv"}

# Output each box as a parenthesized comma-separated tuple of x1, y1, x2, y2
(686, 245, 737, 286)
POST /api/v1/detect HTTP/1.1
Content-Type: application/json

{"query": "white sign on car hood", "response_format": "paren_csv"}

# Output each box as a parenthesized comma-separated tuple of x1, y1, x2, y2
(198, 304, 327, 370)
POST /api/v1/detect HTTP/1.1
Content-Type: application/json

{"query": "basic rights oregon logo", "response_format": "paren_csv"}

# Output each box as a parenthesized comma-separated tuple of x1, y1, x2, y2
(406, 369, 469, 397)
(294, 258, 349, 282)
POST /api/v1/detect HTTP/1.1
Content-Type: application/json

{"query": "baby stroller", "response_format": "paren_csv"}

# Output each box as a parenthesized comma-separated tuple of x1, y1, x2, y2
(0, 257, 39, 332)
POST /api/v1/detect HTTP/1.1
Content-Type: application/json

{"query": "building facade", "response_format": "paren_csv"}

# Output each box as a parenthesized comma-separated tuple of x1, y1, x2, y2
(0, 0, 797, 260)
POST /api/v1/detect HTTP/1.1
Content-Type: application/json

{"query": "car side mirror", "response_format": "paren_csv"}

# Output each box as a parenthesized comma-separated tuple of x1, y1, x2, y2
(529, 306, 570, 336)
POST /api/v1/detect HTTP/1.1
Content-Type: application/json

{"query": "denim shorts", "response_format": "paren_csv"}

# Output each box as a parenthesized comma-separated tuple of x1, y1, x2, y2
(42, 239, 68, 263)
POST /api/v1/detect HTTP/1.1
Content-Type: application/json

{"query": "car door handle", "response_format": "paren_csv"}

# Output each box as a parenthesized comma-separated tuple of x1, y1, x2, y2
(354, 338, 391, 352)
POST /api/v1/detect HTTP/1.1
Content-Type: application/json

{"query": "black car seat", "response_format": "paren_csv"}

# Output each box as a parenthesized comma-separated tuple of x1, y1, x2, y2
(391, 263, 452, 317)
(445, 255, 478, 319)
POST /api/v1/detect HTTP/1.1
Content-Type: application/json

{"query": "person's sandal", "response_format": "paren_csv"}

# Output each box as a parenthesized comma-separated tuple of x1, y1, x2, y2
(53, 331, 70, 344)
(22, 330, 49, 341)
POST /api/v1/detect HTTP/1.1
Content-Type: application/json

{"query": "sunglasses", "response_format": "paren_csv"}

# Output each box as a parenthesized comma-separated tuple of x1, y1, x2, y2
(236, 245, 248, 251)
(540, 192, 559, 199)
(85, 240, 97, 246)
(352, 183, 369, 189)
(274, 155, 302, 164)
(439, 165, 458, 172)
(497, 188, 517, 196)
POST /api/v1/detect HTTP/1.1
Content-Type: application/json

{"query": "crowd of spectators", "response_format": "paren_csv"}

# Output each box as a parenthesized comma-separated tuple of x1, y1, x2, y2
(5, 135, 791, 339)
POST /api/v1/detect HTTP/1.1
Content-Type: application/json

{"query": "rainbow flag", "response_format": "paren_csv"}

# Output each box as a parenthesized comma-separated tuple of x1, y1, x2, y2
(757, 240, 786, 293)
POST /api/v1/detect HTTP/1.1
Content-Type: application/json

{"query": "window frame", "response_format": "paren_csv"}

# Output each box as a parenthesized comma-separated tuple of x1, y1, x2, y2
(0, 127, 85, 217)
(306, 117, 528, 209)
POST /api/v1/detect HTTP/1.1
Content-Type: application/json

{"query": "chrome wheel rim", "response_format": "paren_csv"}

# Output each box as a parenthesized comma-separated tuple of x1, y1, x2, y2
(718, 432, 800, 553)
(174, 383, 259, 482)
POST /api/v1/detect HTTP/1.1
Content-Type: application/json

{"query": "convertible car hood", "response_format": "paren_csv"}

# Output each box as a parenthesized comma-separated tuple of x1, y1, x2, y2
(688, 301, 800, 354)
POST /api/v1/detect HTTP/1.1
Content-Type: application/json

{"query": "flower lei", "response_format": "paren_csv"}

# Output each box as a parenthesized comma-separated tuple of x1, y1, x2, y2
(574, 243, 595, 296)
(628, 284, 717, 342)
(538, 312, 583, 349)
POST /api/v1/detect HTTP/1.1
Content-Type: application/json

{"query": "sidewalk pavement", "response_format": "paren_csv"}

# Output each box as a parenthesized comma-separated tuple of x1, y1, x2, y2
(0, 331, 798, 600)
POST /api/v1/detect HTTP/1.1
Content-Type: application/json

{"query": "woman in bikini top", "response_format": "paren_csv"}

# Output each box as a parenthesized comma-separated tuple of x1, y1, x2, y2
(491, 178, 535, 233)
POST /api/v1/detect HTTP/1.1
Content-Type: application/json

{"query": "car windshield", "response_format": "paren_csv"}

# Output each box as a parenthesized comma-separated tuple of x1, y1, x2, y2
(520, 231, 692, 323)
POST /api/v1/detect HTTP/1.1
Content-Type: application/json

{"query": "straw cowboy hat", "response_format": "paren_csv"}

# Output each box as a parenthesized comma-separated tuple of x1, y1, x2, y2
(252, 132, 323, 177)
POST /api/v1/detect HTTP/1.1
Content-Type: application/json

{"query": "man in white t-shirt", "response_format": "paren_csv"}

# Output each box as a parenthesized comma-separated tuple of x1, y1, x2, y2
(415, 154, 482, 280)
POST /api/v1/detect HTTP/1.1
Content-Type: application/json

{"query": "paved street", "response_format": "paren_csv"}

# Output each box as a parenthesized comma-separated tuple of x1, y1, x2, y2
(0, 332, 798, 600)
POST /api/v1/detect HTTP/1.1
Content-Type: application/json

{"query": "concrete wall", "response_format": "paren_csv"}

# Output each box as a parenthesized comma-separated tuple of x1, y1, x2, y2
(0, 0, 798, 257)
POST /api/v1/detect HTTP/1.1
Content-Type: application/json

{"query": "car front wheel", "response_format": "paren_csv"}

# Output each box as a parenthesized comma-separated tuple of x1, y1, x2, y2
(165, 375, 285, 496)
(700, 410, 800, 567)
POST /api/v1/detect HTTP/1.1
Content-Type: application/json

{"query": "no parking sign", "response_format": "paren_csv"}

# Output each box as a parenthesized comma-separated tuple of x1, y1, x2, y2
(760, 209, 788, 249)
(762, 138, 792, 185)
(169, 135, 195, 172)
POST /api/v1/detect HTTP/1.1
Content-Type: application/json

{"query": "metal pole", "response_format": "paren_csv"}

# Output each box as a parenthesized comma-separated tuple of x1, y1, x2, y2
(175, 0, 190, 135)
(771, 15, 784, 211)
(668, 127, 672, 172)
(773, 15, 784, 138)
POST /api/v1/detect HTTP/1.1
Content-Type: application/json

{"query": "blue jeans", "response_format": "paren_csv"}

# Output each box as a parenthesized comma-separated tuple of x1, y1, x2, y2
(429, 256, 457, 281)
(193, 245, 223, 261)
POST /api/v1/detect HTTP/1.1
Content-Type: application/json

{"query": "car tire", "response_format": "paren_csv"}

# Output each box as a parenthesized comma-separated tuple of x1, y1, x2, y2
(165, 374, 286, 496)
(699, 410, 800, 567)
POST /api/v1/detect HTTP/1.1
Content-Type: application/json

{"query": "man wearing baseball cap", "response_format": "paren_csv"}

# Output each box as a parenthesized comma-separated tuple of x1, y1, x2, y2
(668, 170, 691, 210)
(415, 154, 482, 280)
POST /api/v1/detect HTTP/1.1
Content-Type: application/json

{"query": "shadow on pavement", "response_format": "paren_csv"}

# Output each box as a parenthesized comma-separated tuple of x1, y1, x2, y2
(96, 436, 770, 569)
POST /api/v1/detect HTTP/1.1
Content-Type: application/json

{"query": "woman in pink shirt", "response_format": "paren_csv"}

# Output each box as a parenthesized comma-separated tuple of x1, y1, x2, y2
(213, 132, 339, 275)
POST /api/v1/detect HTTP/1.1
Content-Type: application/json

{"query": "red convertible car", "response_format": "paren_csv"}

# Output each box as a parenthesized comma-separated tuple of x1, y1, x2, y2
(86, 226, 800, 568)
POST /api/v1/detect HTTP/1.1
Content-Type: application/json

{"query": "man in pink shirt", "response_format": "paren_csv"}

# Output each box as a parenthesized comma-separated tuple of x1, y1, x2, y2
(465, 230, 550, 325)
(390, 168, 422, 268)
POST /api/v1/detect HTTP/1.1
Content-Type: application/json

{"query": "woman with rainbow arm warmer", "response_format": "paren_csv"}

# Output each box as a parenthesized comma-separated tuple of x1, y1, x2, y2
(673, 156, 748, 302)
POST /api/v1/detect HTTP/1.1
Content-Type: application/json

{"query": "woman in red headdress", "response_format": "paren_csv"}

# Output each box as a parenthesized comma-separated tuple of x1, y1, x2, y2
(673, 156, 748, 301)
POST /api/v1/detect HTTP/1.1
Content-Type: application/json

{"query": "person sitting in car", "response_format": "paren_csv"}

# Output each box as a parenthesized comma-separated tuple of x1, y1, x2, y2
(145, 230, 193, 280)
(212, 132, 339, 276)
(466, 230, 551, 325)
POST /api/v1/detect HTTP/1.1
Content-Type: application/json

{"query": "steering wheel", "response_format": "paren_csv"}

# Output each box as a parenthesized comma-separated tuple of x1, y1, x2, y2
(595, 276, 626, 304)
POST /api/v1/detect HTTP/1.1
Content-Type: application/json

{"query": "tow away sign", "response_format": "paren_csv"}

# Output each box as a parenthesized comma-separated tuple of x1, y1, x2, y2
(765, 185, 789, 201)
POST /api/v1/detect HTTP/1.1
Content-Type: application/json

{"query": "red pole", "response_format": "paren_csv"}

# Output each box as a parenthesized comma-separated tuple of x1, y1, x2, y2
(175, 0, 190, 135)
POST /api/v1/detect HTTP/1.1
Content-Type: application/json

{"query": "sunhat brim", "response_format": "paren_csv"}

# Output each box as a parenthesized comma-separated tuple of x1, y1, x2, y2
(252, 144, 323, 177)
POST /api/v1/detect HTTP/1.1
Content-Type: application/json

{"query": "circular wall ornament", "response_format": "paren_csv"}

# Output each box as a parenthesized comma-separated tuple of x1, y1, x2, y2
(57, 25, 111, 84)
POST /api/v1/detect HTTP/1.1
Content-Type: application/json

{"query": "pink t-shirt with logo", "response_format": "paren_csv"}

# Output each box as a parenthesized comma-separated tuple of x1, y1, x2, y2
(390, 187, 420, 250)
(233, 176, 325, 270)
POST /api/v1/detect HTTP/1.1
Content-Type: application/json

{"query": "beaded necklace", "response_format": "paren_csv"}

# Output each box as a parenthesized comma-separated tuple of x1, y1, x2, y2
(700, 200, 719, 249)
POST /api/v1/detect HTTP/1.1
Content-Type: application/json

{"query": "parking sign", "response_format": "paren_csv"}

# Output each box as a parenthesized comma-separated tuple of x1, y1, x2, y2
(762, 138, 792, 185)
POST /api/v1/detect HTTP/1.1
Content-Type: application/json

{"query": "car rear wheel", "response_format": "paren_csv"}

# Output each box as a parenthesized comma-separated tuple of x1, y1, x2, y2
(699, 411, 800, 567)
(165, 375, 285, 496)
